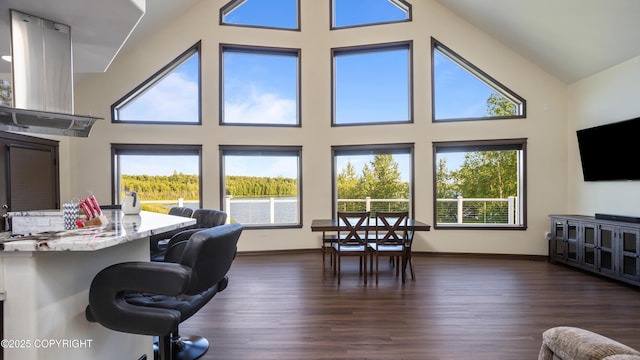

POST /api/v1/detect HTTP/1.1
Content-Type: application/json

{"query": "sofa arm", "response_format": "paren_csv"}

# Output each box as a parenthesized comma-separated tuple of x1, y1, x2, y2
(540, 327, 640, 360)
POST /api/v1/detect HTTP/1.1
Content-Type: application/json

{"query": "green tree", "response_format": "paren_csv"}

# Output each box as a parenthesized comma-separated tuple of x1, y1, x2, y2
(435, 158, 459, 198)
(366, 154, 405, 199)
(336, 154, 409, 212)
(337, 161, 359, 199)
(453, 151, 517, 199)
(486, 93, 517, 117)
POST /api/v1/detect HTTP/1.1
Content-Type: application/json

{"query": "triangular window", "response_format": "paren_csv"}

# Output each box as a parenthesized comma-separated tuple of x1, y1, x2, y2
(221, 0, 299, 30)
(332, 0, 411, 29)
(432, 38, 526, 122)
(112, 42, 201, 124)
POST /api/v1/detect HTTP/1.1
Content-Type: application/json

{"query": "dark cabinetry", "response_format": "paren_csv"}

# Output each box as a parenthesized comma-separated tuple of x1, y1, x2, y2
(0, 131, 59, 231)
(550, 215, 640, 286)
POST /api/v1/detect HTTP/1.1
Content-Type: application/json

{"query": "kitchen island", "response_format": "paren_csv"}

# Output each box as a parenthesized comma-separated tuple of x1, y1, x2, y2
(0, 210, 196, 360)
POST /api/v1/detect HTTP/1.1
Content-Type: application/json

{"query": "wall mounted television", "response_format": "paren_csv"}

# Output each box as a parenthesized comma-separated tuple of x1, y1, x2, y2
(576, 116, 640, 181)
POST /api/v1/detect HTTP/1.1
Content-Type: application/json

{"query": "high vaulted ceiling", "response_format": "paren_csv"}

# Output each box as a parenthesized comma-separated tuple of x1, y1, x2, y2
(2, 0, 640, 84)
(434, 0, 640, 84)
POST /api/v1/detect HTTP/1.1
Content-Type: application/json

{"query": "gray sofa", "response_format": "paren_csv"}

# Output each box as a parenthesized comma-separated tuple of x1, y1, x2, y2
(540, 327, 640, 360)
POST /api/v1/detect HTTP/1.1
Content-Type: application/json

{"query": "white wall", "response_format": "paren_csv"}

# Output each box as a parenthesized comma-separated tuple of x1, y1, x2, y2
(71, 0, 568, 255)
(567, 56, 640, 217)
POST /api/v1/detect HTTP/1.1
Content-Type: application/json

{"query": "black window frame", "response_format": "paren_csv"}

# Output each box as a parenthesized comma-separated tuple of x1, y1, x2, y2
(331, 143, 415, 218)
(331, 41, 414, 127)
(431, 37, 527, 123)
(220, 44, 302, 127)
(111, 144, 203, 208)
(219, 145, 303, 229)
(111, 42, 202, 125)
(220, 0, 301, 31)
(330, 0, 412, 30)
(432, 138, 527, 230)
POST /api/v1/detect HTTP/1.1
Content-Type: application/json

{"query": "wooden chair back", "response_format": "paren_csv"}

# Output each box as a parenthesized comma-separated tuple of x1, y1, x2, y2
(336, 211, 370, 245)
(375, 211, 409, 245)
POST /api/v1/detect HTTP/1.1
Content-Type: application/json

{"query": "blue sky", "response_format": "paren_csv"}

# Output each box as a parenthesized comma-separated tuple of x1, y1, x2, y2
(120, 0, 495, 178)
(223, 51, 297, 125)
(335, 48, 409, 124)
(225, 155, 298, 178)
(223, 0, 298, 29)
(118, 53, 199, 122)
(121, 155, 199, 175)
(336, 153, 410, 182)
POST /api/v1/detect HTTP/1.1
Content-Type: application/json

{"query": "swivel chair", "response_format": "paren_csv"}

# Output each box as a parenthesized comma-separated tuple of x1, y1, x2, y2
(149, 207, 194, 259)
(151, 209, 227, 262)
(86, 223, 243, 360)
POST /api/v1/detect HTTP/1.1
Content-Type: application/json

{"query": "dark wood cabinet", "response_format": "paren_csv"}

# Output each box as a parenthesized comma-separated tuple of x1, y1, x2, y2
(0, 131, 59, 231)
(550, 215, 640, 286)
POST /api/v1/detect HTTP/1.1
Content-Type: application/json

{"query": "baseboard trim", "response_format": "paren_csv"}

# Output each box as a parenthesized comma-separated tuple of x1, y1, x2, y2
(237, 248, 547, 261)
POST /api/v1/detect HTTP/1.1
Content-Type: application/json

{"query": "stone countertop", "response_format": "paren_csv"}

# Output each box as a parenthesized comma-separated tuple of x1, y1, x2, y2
(0, 210, 196, 252)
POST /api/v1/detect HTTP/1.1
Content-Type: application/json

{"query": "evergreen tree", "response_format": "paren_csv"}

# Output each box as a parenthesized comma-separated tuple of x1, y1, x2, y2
(337, 161, 359, 199)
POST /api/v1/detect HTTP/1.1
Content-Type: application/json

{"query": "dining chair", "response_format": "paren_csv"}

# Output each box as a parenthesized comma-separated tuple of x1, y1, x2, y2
(332, 211, 370, 285)
(369, 211, 411, 284)
(322, 230, 337, 277)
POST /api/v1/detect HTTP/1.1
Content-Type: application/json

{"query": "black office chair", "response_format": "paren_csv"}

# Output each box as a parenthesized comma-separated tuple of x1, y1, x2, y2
(151, 209, 228, 262)
(150, 207, 195, 258)
(86, 223, 243, 360)
(191, 209, 228, 228)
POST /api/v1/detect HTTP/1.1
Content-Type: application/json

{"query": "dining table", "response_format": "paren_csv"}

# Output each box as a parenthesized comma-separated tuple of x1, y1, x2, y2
(310, 218, 431, 233)
(311, 217, 431, 282)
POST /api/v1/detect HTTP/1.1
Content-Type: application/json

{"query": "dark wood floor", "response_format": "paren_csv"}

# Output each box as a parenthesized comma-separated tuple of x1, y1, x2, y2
(180, 252, 640, 360)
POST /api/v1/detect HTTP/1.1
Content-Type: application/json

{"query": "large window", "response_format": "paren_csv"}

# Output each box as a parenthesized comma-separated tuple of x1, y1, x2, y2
(111, 144, 202, 213)
(331, 0, 411, 29)
(221, 44, 300, 126)
(112, 43, 201, 124)
(220, 0, 299, 30)
(433, 139, 527, 229)
(431, 38, 526, 122)
(332, 144, 414, 217)
(220, 145, 302, 228)
(332, 41, 412, 126)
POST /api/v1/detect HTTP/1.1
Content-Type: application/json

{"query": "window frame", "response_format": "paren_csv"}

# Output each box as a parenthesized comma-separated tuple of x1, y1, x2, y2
(432, 138, 527, 230)
(331, 143, 415, 218)
(111, 144, 203, 209)
(220, 0, 301, 31)
(431, 38, 527, 123)
(220, 44, 302, 127)
(111, 42, 202, 125)
(330, 0, 412, 30)
(331, 41, 413, 127)
(219, 145, 303, 229)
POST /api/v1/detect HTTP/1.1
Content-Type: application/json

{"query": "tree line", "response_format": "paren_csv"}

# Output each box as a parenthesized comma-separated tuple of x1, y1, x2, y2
(122, 173, 199, 200)
(225, 175, 297, 197)
(121, 173, 299, 200)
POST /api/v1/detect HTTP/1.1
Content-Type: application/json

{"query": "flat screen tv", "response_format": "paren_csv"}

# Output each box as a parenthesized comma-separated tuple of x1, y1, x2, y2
(576, 116, 640, 181)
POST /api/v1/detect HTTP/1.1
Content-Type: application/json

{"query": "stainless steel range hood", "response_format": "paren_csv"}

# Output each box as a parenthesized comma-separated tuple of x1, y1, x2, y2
(0, 10, 102, 137)
(0, 105, 100, 137)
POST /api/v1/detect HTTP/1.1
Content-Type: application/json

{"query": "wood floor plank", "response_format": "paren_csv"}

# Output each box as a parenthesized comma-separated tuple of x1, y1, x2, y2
(179, 253, 640, 359)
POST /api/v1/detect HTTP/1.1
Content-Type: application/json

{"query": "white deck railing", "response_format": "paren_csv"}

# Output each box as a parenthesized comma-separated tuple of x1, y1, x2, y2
(436, 196, 519, 225)
(141, 196, 519, 225)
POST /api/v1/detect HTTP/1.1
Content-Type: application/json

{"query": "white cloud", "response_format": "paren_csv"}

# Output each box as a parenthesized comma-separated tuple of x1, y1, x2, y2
(120, 72, 199, 122)
(225, 155, 298, 179)
(224, 88, 296, 124)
